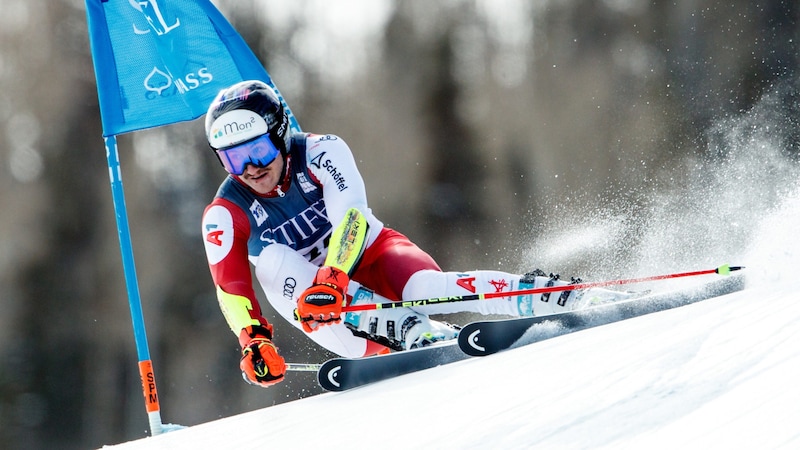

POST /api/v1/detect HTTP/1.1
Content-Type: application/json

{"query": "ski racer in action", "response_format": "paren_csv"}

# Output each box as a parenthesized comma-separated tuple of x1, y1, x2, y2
(201, 80, 627, 388)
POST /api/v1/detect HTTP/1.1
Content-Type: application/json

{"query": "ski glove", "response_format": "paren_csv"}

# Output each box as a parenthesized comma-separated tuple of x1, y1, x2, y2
(238, 325, 286, 387)
(294, 266, 349, 333)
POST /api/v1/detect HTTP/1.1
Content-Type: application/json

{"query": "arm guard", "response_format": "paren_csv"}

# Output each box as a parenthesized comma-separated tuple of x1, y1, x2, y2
(324, 207, 369, 276)
(216, 285, 266, 334)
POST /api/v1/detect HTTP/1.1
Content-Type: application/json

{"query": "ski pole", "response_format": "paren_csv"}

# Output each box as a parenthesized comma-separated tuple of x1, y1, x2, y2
(286, 362, 323, 372)
(341, 264, 744, 312)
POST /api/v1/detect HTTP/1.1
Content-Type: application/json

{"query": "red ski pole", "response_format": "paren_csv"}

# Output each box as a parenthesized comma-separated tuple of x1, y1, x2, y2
(341, 265, 743, 312)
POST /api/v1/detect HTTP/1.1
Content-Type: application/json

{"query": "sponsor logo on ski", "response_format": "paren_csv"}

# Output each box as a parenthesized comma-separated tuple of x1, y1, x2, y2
(326, 365, 341, 388)
(467, 329, 485, 352)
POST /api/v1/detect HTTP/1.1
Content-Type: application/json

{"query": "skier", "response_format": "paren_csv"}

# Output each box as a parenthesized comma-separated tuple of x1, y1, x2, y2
(201, 80, 622, 387)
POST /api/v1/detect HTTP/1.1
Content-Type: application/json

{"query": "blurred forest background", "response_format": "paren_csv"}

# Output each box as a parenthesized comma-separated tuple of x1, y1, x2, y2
(1, 0, 798, 448)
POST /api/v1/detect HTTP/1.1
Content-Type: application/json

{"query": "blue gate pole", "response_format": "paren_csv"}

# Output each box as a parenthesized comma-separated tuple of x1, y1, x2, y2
(105, 135, 167, 436)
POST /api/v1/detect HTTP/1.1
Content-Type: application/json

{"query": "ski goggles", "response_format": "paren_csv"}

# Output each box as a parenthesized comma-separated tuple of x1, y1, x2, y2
(215, 133, 280, 175)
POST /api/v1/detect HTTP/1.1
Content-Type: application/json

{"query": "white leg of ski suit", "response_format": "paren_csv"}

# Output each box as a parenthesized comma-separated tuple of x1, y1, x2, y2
(402, 269, 574, 317)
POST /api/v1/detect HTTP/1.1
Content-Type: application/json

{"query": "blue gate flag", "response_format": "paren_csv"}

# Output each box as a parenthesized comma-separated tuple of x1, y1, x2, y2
(85, 0, 301, 435)
(85, 0, 273, 136)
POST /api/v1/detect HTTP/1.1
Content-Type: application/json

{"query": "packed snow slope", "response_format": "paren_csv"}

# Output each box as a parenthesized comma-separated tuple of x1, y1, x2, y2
(105, 269, 800, 448)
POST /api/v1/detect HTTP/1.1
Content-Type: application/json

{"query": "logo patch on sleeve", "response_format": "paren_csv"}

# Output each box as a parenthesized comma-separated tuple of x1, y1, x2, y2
(249, 199, 268, 226)
(203, 205, 234, 265)
(296, 172, 317, 193)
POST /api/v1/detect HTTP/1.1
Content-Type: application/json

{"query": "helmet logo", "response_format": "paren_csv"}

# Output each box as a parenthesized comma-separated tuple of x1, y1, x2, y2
(276, 113, 288, 137)
(208, 110, 269, 148)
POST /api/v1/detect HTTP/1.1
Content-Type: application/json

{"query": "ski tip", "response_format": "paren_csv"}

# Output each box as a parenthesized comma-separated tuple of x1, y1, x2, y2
(716, 265, 744, 275)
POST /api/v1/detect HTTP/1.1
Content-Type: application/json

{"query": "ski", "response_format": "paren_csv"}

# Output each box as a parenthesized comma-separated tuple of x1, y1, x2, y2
(458, 274, 746, 357)
(317, 340, 469, 391)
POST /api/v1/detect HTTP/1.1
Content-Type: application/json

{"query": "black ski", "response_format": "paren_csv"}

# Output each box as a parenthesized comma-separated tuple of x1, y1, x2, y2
(317, 341, 469, 391)
(458, 275, 746, 357)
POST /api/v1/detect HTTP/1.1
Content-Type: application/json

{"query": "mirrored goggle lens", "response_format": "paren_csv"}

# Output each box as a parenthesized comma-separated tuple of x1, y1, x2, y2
(216, 134, 280, 175)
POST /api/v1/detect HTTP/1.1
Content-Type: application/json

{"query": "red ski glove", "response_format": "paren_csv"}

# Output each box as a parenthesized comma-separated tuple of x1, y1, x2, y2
(238, 325, 286, 387)
(294, 266, 349, 333)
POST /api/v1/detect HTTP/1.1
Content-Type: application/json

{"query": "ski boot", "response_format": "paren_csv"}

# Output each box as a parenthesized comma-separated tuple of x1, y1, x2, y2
(344, 288, 459, 351)
(518, 269, 633, 315)
(518, 270, 581, 316)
